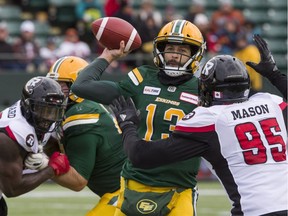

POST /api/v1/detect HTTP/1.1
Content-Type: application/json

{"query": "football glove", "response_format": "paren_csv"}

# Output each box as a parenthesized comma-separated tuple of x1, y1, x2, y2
(246, 34, 279, 79)
(109, 96, 140, 129)
(24, 152, 49, 170)
(48, 152, 70, 176)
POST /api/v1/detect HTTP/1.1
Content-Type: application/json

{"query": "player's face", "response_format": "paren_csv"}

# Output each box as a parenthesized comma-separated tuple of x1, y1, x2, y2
(58, 81, 70, 99)
(164, 44, 191, 67)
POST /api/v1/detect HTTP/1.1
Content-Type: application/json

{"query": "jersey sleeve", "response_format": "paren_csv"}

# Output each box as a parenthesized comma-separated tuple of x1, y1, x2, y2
(64, 132, 99, 180)
(9, 121, 39, 153)
(62, 102, 103, 180)
(118, 66, 152, 97)
(71, 58, 122, 105)
(266, 70, 287, 100)
(62, 101, 102, 136)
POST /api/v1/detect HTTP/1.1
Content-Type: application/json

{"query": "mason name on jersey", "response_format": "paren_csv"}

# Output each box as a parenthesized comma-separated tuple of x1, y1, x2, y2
(231, 104, 269, 120)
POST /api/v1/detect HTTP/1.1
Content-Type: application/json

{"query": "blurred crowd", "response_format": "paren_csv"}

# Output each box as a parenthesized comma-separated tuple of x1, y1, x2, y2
(0, 0, 264, 91)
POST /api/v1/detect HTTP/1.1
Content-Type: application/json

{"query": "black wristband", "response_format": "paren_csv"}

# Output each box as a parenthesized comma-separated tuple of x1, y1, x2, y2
(119, 121, 135, 130)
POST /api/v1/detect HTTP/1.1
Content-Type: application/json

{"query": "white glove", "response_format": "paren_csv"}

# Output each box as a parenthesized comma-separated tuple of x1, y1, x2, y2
(24, 152, 49, 170)
(38, 144, 44, 153)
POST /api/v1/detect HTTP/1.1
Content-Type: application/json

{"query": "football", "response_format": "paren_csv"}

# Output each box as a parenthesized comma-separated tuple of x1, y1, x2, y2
(91, 17, 142, 52)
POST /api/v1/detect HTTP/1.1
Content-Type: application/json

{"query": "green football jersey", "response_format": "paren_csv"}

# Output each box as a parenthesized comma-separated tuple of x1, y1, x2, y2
(62, 100, 126, 196)
(118, 65, 201, 188)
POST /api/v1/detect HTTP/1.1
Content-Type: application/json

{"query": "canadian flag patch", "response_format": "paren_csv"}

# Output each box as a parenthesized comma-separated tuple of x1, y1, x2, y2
(180, 92, 198, 105)
(213, 91, 223, 99)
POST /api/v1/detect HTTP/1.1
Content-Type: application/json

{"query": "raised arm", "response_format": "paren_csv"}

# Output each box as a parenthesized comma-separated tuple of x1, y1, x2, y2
(246, 34, 287, 100)
(72, 41, 130, 105)
(0, 134, 69, 197)
(109, 96, 208, 169)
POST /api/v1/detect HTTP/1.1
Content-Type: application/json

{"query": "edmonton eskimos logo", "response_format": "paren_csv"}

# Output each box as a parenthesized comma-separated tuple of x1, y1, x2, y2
(136, 199, 158, 214)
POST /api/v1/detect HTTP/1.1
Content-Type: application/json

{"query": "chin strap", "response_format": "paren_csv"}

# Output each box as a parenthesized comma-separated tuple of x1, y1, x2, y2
(158, 70, 193, 86)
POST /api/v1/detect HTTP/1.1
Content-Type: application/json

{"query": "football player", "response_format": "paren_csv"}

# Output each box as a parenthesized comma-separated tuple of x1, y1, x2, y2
(110, 51, 287, 216)
(0, 77, 70, 216)
(26, 56, 127, 216)
(72, 19, 206, 215)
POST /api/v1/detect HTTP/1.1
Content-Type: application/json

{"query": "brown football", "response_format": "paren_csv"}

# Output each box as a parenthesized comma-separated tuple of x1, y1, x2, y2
(91, 17, 142, 52)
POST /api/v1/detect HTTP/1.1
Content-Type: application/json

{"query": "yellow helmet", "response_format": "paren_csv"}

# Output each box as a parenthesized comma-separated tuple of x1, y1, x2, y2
(47, 56, 88, 103)
(153, 19, 206, 77)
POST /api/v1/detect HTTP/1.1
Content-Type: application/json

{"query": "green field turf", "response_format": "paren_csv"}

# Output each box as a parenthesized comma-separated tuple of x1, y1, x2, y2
(5, 180, 231, 216)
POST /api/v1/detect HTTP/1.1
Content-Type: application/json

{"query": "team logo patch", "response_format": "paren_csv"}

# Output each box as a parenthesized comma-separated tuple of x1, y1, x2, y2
(167, 86, 177, 92)
(180, 92, 198, 105)
(26, 134, 35, 147)
(137, 199, 158, 214)
(143, 86, 161, 95)
(182, 111, 195, 120)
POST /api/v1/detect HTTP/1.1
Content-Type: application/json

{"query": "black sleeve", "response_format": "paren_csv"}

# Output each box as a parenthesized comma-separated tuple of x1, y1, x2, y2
(121, 124, 210, 169)
(71, 58, 122, 105)
(267, 70, 287, 100)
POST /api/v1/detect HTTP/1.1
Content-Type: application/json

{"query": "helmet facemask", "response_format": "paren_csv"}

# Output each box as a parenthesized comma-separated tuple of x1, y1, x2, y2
(21, 76, 67, 138)
(154, 41, 205, 77)
(25, 94, 67, 135)
(153, 19, 206, 77)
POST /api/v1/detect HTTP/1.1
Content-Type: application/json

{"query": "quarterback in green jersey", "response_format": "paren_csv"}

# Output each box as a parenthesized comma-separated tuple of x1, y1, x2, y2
(72, 20, 206, 216)
(46, 56, 126, 216)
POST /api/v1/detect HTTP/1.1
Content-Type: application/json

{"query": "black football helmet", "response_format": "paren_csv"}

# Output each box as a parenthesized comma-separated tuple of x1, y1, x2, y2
(199, 55, 250, 107)
(21, 76, 67, 136)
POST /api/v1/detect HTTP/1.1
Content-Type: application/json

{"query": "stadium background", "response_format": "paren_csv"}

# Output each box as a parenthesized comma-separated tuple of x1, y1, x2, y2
(0, 0, 286, 108)
(0, 0, 287, 215)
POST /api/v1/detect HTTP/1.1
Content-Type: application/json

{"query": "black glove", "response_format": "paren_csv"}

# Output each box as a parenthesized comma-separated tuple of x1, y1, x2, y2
(109, 96, 140, 129)
(246, 34, 279, 79)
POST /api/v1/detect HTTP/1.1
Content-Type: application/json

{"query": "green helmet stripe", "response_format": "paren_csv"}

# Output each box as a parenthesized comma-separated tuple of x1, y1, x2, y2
(171, 20, 185, 34)
(51, 57, 67, 74)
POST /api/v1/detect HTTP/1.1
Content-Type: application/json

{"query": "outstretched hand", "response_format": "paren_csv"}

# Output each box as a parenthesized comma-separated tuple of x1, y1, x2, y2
(246, 34, 278, 78)
(99, 41, 130, 63)
(109, 96, 140, 130)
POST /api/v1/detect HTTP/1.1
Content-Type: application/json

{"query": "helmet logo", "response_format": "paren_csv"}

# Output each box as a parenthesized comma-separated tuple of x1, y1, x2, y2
(136, 199, 157, 214)
(202, 61, 214, 77)
(25, 77, 42, 94)
(26, 134, 35, 147)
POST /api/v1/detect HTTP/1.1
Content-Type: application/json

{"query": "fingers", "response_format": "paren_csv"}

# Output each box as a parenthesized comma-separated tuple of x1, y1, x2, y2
(253, 34, 270, 60)
(119, 95, 127, 108)
(109, 104, 117, 114)
(119, 40, 125, 51)
(253, 34, 265, 54)
(246, 61, 256, 70)
(110, 95, 127, 114)
(254, 34, 267, 47)
(126, 97, 135, 108)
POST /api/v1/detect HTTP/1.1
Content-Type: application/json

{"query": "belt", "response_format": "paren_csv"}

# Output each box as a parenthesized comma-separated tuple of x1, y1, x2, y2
(122, 178, 185, 193)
